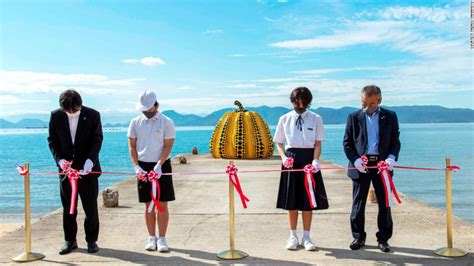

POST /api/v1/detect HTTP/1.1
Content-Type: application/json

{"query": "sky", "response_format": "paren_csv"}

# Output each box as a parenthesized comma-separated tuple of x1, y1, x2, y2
(0, 0, 472, 122)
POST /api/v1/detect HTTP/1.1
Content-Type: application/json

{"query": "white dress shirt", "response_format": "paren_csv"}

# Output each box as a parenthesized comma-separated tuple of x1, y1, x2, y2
(273, 110, 325, 150)
(67, 112, 80, 144)
(127, 112, 176, 163)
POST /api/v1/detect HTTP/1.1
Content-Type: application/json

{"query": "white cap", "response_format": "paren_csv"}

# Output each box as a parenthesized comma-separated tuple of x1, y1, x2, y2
(136, 90, 157, 111)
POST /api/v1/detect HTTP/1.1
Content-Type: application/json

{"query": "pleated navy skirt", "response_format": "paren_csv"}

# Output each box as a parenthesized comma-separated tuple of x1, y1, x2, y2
(276, 148, 329, 211)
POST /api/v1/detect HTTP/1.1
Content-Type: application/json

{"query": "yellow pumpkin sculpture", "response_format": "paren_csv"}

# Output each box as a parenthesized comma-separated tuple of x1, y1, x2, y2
(210, 101, 274, 159)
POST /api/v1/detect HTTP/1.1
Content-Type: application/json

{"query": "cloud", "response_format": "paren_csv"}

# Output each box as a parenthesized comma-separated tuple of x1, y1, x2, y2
(86, 95, 285, 116)
(122, 57, 166, 66)
(373, 5, 467, 23)
(267, 4, 471, 107)
(220, 64, 472, 110)
(282, 58, 321, 64)
(292, 67, 386, 75)
(0, 110, 51, 117)
(0, 70, 145, 95)
(158, 97, 227, 115)
(228, 53, 247, 57)
(255, 77, 319, 83)
(141, 57, 166, 66)
(0, 95, 50, 105)
(176, 85, 195, 91)
(203, 29, 223, 36)
(258, 0, 290, 5)
(223, 83, 261, 89)
(273, 55, 298, 59)
(270, 20, 412, 50)
(270, 5, 467, 50)
(264, 17, 275, 22)
(159, 94, 288, 115)
(266, 14, 335, 37)
(99, 107, 137, 114)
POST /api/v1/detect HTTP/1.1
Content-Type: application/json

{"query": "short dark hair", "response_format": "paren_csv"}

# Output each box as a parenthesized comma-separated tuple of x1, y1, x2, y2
(59, 89, 82, 112)
(290, 87, 313, 107)
(361, 85, 382, 100)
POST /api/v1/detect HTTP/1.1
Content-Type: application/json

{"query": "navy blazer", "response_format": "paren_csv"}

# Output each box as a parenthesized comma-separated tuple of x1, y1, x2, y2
(343, 107, 401, 179)
(47, 106, 103, 178)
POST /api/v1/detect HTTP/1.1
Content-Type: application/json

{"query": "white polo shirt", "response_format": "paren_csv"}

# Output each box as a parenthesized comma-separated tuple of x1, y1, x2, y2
(273, 110, 324, 150)
(127, 112, 176, 163)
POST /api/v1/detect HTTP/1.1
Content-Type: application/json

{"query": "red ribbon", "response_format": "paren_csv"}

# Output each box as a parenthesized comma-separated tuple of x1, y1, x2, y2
(16, 163, 462, 176)
(283, 157, 294, 168)
(60, 160, 73, 171)
(226, 165, 250, 208)
(17, 166, 28, 176)
(136, 172, 147, 182)
(67, 168, 80, 215)
(361, 155, 369, 166)
(447, 165, 460, 172)
(377, 161, 402, 207)
(303, 164, 318, 208)
(147, 170, 164, 213)
(56, 161, 80, 215)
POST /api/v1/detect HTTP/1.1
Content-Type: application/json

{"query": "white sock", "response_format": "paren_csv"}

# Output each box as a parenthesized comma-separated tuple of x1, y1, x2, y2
(290, 230, 297, 238)
(303, 230, 310, 239)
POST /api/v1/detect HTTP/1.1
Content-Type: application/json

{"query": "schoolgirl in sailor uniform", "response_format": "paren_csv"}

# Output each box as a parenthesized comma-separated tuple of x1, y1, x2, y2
(273, 87, 329, 251)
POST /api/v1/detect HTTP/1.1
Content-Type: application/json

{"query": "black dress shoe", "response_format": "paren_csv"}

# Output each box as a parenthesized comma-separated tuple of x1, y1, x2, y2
(350, 238, 365, 250)
(59, 240, 78, 255)
(87, 242, 99, 253)
(378, 241, 391, 252)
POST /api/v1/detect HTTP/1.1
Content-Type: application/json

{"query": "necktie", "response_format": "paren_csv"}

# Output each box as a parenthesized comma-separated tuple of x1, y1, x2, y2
(296, 115, 304, 131)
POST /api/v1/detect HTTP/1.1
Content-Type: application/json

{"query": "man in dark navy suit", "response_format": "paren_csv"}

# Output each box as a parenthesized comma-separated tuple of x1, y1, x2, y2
(47, 89, 103, 255)
(343, 85, 401, 252)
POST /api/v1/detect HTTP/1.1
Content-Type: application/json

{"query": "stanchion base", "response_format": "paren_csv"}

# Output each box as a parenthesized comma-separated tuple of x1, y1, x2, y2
(217, 249, 248, 260)
(12, 251, 45, 262)
(434, 247, 467, 257)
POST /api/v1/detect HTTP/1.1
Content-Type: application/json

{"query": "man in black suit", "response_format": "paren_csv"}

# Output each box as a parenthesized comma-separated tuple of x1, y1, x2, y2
(47, 89, 103, 255)
(343, 85, 401, 253)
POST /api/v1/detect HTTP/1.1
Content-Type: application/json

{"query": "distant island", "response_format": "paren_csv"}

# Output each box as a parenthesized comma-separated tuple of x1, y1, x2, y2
(1, 105, 473, 129)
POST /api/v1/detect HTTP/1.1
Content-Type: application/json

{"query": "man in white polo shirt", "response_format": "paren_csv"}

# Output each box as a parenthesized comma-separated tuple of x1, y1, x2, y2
(127, 90, 176, 252)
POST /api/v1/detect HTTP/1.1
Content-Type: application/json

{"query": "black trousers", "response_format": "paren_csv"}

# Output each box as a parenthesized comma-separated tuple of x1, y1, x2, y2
(350, 168, 393, 242)
(60, 175, 99, 243)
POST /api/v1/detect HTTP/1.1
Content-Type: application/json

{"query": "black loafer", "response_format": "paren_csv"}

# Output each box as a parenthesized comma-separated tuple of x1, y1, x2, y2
(378, 241, 391, 252)
(350, 238, 365, 250)
(87, 242, 99, 253)
(59, 240, 78, 255)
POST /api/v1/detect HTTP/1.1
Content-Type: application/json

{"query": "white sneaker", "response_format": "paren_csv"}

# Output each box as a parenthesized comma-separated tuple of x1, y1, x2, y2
(301, 237, 316, 251)
(157, 237, 169, 252)
(145, 236, 157, 251)
(286, 236, 299, 250)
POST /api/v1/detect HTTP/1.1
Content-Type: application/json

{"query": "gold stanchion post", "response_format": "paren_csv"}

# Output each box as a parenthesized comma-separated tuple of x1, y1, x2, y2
(217, 161, 248, 260)
(434, 158, 467, 257)
(12, 163, 45, 262)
